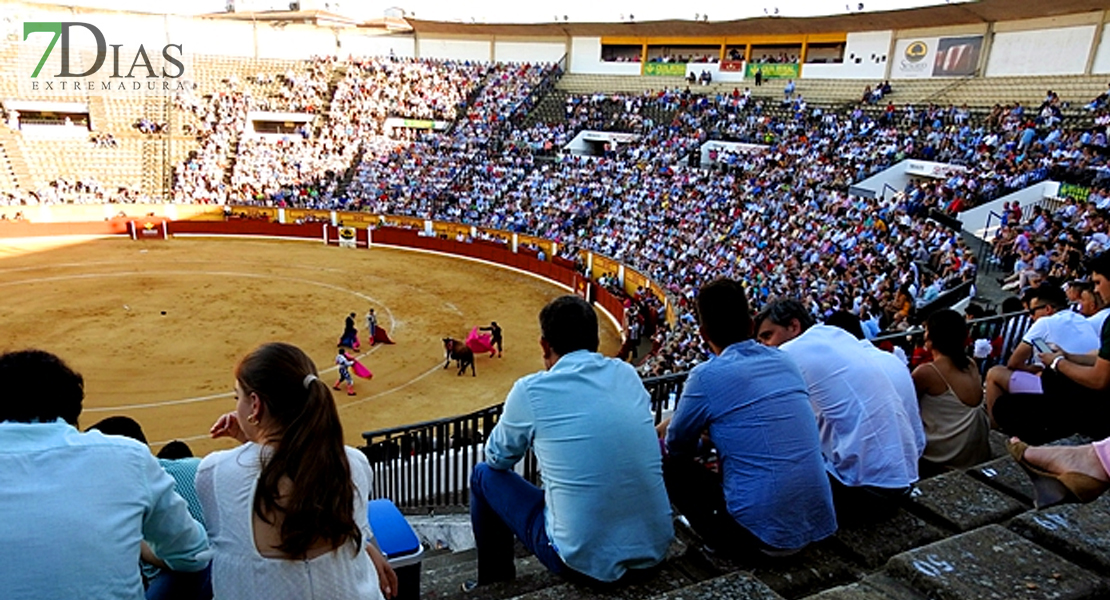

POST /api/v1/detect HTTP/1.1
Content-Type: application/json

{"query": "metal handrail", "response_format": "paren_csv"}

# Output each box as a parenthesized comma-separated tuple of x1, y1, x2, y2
(977, 209, 1004, 275)
(360, 310, 1031, 510)
(880, 182, 899, 201)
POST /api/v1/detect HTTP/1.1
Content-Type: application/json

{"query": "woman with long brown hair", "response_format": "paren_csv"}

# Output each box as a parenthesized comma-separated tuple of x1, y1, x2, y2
(911, 309, 991, 472)
(197, 342, 396, 600)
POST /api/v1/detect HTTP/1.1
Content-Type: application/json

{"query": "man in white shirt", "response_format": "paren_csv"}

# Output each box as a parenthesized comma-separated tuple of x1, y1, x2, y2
(755, 300, 923, 524)
(986, 284, 1100, 425)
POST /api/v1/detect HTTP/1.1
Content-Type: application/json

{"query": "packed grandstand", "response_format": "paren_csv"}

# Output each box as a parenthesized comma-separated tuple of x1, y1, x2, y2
(4, 0, 1110, 598)
(4, 58, 1110, 375)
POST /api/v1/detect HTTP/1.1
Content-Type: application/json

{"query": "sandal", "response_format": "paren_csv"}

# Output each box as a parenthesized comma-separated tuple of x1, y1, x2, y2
(1007, 440, 1110, 508)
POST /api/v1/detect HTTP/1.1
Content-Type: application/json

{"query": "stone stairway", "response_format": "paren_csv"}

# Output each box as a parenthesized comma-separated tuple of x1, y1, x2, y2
(519, 89, 569, 128)
(0, 126, 30, 193)
(414, 431, 1110, 600)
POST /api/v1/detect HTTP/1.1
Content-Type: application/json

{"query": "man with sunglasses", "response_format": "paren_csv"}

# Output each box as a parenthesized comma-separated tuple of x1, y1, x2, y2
(986, 284, 1099, 434)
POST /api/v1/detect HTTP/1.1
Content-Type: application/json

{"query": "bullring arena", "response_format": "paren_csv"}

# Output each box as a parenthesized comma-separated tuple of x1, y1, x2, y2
(0, 218, 621, 454)
(6, 0, 1110, 598)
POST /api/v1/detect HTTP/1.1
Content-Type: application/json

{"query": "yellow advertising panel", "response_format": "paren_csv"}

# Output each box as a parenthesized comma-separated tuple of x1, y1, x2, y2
(591, 254, 620, 280)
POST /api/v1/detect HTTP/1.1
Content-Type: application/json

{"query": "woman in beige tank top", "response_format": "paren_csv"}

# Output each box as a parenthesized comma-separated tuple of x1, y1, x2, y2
(911, 309, 991, 471)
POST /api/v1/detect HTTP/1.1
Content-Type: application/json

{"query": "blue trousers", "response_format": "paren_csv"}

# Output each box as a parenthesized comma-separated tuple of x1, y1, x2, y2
(145, 564, 211, 600)
(469, 463, 569, 585)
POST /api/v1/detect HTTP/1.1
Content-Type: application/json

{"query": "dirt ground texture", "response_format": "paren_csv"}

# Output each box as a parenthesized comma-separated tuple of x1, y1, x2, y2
(0, 237, 621, 455)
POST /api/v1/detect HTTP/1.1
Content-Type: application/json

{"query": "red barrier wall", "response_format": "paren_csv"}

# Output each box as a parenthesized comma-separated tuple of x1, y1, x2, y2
(0, 218, 133, 237)
(169, 220, 326, 239)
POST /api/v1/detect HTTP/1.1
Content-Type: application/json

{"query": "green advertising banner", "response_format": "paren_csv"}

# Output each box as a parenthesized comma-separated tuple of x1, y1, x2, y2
(643, 62, 687, 77)
(402, 119, 435, 129)
(744, 62, 800, 79)
(1058, 183, 1091, 202)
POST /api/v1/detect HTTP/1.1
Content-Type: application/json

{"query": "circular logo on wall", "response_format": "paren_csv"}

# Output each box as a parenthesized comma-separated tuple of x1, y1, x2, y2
(905, 41, 928, 63)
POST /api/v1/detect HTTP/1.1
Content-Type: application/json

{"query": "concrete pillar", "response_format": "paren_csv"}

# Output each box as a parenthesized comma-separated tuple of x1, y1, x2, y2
(1085, 12, 1107, 75)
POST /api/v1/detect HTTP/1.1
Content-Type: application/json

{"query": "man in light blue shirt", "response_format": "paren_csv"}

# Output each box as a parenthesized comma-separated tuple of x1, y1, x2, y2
(470, 296, 673, 586)
(662, 279, 836, 556)
(0, 350, 210, 600)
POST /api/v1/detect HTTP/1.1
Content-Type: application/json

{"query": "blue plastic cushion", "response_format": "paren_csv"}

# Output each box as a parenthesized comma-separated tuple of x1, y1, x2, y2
(368, 498, 421, 557)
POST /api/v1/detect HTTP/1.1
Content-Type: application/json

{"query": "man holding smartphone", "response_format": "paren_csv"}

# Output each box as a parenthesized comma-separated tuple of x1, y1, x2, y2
(1025, 252, 1110, 441)
(987, 283, 1101, 439)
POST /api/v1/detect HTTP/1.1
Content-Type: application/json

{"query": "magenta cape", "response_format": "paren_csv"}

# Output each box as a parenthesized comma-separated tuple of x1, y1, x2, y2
(466, 327, 494, 354)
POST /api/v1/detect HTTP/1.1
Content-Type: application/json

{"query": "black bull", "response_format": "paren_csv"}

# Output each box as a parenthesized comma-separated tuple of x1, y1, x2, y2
(442, 338, 475, 376)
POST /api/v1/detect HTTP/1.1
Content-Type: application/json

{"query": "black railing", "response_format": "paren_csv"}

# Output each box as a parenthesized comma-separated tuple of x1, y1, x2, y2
(361, 404, 539, 510)
(871, 309, 1031, 376)
(644, 371, 689, 425)
(977, 209, 1005, 275)
(360, 311, 1030, 511)
(360, 372, 685, 510)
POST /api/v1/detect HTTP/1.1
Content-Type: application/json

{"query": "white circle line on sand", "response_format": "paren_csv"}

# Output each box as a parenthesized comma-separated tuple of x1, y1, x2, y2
(83, 391, 235, 413)
(337, 362, 445, 410)
(150, 433, 211, 447)
(3, 268, 398, 411)
(0, 258, 348, 276)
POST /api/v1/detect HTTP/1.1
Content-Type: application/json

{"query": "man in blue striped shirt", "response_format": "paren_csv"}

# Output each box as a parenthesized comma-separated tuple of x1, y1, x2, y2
(662, 279, 837, 556)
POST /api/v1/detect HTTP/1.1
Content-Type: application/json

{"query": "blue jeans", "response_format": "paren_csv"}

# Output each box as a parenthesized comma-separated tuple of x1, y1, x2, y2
(145, 564, 211, 600)
(469, 463, 569, 585)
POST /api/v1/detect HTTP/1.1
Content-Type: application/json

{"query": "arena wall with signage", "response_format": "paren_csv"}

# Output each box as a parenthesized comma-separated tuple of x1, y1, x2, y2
(891, 35, 984, 79)
(699, 140, 768, 167)
(9, 0, 1110, 82)
(642, 62, 687, 76)
(852, 159, 968, 201)
(245, 111, 315, 139)
(744, 62, 799, 79)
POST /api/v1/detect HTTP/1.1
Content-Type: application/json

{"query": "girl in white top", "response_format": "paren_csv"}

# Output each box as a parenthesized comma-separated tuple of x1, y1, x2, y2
(197, 342, 396, 600)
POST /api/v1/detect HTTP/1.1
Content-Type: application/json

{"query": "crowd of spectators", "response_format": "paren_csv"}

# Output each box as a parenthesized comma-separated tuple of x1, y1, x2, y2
(161, 66, 1110, 377)
(89, 131, 119, 148)
(9, 60, 1110, 600)
(5, 57, 1110, 381)
(752, 52, 799, 64)
(173, 86, 248, 204)
(647, 53, 719, 64)
(135, 118, 167, 135)
(0, 177, 149, 205)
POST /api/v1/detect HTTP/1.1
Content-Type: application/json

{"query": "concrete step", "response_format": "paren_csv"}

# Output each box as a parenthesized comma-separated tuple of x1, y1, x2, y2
(423, 547, 477, 572)
(651, 571, 784, 600)
(906, 470, 1028, 532)
(1009, 492, 1110, 577)
(884, 524, 1109, 600)
(425, 555, 557, 600)
(413, 436, 1110, 600)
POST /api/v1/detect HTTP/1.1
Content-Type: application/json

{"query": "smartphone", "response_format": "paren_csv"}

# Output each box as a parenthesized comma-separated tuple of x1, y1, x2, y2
(1030, 338, 1052, 354)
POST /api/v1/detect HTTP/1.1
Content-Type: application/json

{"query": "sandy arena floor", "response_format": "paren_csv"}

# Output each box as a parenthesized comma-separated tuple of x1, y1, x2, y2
(0, 236, 620, 455)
